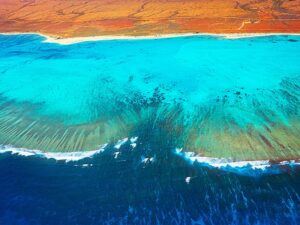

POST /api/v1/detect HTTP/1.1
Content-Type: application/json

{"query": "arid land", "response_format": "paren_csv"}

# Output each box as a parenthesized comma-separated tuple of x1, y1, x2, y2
(0, 0, 300, 38)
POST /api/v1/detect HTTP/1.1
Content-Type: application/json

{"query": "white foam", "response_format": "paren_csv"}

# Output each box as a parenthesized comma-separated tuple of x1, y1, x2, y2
(130, 143, 136, 148)
(73, 163, 93, 167)
(130, 143, 137, 148)
(0, 136, 139, 161)
(174, 148, 299, 171)
(280, 160, 300, 166)
(129, 137, 138, 149)
(185, 177, 191, 184)
(0, 144, 107, 162)
(130, 137, 138, 143)
(114, 138, 128, 149)
(114, 152, 120, 159)
(141, 156, 155, 164)
(81, 164, 93, 167)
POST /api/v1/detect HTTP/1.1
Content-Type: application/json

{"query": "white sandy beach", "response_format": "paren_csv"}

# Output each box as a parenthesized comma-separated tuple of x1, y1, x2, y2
(1, 32, 300, 45)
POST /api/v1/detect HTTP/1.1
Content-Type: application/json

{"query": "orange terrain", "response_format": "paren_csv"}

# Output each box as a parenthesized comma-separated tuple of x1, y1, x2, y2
(0, 0, 300, 38)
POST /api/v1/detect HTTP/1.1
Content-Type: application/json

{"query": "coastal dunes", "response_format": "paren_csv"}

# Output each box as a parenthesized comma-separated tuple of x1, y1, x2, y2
(0, 0, 300, 38)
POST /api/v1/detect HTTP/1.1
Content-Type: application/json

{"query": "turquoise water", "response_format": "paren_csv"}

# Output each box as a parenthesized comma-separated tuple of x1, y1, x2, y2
(0, 34, 299, 159)
(1, 34, 300, 225)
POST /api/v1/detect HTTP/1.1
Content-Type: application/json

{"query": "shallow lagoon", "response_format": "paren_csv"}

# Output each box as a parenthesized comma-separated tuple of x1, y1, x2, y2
(0, 34, 300, 224)
(0, 34, 299, 160)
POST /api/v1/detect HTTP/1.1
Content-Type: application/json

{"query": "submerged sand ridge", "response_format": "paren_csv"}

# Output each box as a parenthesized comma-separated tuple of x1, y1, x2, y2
(0, 33, 299, 161)
(0, 87, 299, 161)
(0, 0, 300, 37)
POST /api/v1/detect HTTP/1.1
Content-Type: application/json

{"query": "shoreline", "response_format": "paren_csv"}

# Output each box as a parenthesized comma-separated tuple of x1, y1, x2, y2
(1, 32, 300, 45)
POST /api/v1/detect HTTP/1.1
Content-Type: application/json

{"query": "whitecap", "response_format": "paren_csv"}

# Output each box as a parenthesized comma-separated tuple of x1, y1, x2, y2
(130, 137, 138, 143)
(174, 148, 299, 173)
(114, 152, 120, 159)
(185, 177, 191, 184)
(141, 156, 155, 164)
(114, 138, 129, 149)
(130, 143, 137, 148)
(0, 144, 108, 162)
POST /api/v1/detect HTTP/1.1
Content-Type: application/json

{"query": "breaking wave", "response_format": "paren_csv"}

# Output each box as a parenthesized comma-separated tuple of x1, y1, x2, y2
(1, 135, 299, 176)
(174, 148, 300, 175)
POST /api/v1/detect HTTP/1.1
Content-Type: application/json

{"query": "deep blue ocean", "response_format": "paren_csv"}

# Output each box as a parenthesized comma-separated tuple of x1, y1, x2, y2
(0, 34, 300, 224)
(0, 141, 300, 224)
